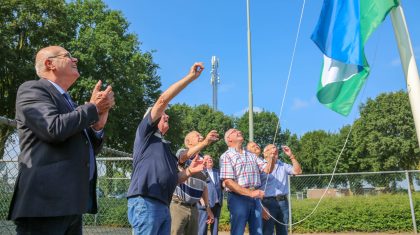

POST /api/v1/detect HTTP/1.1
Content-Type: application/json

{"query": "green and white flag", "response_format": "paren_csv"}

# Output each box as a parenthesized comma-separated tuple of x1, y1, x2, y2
(311, 0, 399, 116)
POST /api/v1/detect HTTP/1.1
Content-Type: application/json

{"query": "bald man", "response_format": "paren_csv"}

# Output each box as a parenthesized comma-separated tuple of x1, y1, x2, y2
(260, 144, 302, 235)
(171, 130, 218, 235)
(8, 46, 115, 235)
(220, 129, 276, 235)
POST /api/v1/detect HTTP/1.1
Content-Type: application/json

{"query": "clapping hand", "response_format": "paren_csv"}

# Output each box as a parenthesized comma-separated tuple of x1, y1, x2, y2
(90, 80, 115, 114)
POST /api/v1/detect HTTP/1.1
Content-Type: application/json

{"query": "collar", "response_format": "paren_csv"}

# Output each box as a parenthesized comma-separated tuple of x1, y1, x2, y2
(228, 147, 245, 154)
(154, 131, 171, 144)
(47, 80, 66, 95)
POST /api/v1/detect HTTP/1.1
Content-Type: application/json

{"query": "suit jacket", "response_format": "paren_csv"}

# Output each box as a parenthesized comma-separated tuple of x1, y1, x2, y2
(8, 78, 102, 220)
(207, 168, 223, 208)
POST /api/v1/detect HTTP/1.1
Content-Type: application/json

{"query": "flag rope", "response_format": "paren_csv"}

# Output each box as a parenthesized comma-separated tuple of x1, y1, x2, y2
(262, 0, 383, 227)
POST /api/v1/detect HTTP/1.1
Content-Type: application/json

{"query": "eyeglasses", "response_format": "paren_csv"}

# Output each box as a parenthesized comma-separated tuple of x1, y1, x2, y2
(48, 52, 74, 60)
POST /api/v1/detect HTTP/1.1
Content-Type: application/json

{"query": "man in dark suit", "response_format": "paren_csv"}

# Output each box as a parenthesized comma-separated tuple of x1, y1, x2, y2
(198, 155, 223, 235)
(8, 45, 115, 235)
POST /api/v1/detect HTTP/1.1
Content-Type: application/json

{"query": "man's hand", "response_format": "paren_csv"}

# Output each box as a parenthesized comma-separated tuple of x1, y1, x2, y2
(90, 80, 115, 114)
(262, 206, 270, 221)
(188, 62, 204, 81)
(206, 208, 214, 224)
(188, 155, 205, 175)
(250, 189, 264, 199)
(281, 145, 294, 159)
(203, 130, 219, 146)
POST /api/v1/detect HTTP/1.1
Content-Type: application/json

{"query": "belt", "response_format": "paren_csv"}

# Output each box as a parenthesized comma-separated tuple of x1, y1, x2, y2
(264, 194, 288, 201)
(172, 198, 197, 208)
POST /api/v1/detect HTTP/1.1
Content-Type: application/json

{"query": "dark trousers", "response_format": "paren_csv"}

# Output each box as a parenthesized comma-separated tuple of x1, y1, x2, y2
(262, 197, 289, 235)
(198, 203, 221, 235)
(15, 215, 82, 235)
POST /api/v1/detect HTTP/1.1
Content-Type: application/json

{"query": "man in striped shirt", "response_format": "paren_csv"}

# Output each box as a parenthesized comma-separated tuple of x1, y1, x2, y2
(171, 130, 218, 234)
(220, 128, 276, 235)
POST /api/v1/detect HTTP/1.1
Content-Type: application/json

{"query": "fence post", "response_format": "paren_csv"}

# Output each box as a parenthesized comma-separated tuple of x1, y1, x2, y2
(406, 170, 417, 234)
(288, 174, 292, 234)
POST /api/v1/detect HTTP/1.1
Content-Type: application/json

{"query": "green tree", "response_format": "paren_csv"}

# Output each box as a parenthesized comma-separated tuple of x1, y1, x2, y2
(66, 0, 161, 152)
(351, 91, 420, 171)
(0, 0, 74, 158)
(236, 111, 296, 148)
(296, 130, 331, 174)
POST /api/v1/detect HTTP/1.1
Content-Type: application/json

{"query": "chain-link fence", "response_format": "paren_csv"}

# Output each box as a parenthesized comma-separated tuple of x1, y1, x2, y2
(288, 170, 420, 234)
(2, 115, 420, 234)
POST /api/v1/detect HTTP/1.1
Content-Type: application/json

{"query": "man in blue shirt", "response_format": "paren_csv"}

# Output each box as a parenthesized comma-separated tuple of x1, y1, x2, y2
(127, 62, 209, 235)
(260, 144, 302, 235)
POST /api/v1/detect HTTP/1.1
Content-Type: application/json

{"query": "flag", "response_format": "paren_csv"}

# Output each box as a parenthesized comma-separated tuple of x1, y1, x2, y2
(311, 0, 399, 116)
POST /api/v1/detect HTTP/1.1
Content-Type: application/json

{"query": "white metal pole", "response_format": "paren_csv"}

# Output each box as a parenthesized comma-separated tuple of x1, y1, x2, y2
(405, 171, 417, 234)
(246, 0, 254, 141)
(390, 6, 420, 148)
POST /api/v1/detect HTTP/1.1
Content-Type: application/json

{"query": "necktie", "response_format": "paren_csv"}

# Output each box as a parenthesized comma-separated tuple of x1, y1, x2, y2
(63, 93, 95, 180)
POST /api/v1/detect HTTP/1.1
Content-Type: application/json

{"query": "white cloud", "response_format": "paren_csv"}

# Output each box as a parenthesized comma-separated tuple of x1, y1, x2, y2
(390, 57, 401, 67)
(292, 98, 312, 110)
(219, 83, 235, 93)
(234, 106, 263, 117)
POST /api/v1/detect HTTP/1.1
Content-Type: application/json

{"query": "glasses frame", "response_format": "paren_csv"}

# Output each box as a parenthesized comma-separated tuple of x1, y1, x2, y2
(48, 52, 74, 60)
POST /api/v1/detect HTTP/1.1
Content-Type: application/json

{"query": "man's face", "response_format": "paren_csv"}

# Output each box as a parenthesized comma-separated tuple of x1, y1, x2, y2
(49, 49, 79, 85)
(264, 144, 279, 160)
(158, 112, 169, 134)
(227, 129, 243, 145)
(247, 142, 261, 156)
(206, 156, 214, 169)
(188, 131, 204, 147)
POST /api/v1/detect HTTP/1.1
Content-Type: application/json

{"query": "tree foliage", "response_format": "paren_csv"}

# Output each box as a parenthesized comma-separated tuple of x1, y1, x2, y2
(351, 91, 420, 171)
(66, 0, 161, 151)
(235, 111, 298, 153)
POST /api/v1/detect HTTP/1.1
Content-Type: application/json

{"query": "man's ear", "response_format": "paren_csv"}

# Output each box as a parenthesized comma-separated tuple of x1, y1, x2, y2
(45, 59, 55, 71)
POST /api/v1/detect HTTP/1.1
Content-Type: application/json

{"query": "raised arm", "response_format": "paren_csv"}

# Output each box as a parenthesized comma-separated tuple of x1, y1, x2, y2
(282, 145, 302, 175)
(178, 130, 219, 164)
(150, 62, 204, 122)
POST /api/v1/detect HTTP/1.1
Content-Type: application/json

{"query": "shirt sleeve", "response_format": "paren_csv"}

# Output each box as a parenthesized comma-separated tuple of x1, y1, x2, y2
(284, 162, 294, 175)
(220, 153, 236, 180)
(255, 154, 266, 172)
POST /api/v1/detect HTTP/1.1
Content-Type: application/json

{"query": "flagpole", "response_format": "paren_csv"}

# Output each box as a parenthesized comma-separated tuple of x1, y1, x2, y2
(246, 0, 254, 141)
(390, 5, 420, 148)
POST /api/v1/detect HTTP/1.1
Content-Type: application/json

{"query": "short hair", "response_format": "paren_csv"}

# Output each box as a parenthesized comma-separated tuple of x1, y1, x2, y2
(263, 144, 278, 154)
(184, 131, 199, 147)
(224, 128, 237, 145)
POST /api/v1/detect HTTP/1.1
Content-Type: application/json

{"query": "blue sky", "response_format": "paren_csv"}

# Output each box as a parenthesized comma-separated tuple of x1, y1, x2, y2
(103, 0, 420, 137)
